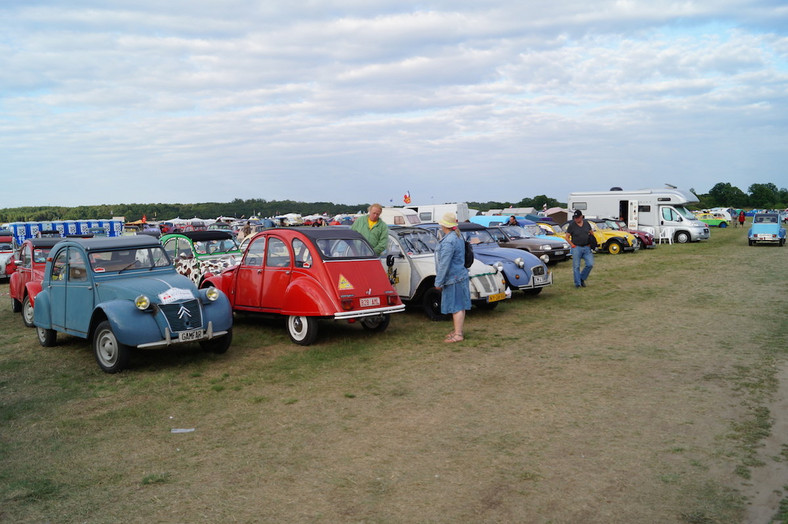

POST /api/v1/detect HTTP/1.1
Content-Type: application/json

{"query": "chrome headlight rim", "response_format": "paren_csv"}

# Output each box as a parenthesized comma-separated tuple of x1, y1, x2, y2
(513, 257, 525, 268)
(205, 286, 220, 302)
(135, 294, 150, 311)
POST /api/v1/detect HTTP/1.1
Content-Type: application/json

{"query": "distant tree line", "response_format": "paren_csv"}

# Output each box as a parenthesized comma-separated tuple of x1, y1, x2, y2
(1, 184, 784, 223)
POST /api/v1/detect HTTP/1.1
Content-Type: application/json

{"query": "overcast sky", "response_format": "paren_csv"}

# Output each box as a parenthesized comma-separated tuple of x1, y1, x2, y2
(1, 1, 786, 209)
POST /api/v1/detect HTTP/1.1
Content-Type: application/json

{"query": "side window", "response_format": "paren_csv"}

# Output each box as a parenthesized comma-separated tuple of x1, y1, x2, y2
(163, 238, 178, 259)
(178, 238, 193, 258)
(22, 245, 32, 268)
(51, 250, 68, 281)
(68, 250, 87, 282)
(244, 237, 265, 266)
(662, 208, 677, 221)
(266, 238, 291, 267)
(292, 238, 313, 268)
(387, 237, 402, 256)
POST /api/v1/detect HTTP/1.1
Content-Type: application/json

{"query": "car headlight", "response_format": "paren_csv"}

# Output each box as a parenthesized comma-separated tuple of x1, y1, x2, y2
(493, 261, 504, 272)
(513, 257, 525, 268)
(135, 295, 150, 310)
(205, 286, 220, 301)
(541, 245, 552, 251)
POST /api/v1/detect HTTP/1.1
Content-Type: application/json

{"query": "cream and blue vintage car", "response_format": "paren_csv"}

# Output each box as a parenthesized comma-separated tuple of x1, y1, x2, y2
(33, 235, 233, 373)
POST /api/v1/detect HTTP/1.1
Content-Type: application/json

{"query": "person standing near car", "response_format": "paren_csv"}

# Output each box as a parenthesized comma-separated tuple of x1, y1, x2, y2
(351, 203, 388, 255)
(566, 209, 594, 288)
(737, 210, 746, 228)
(435, 212, 471, 343)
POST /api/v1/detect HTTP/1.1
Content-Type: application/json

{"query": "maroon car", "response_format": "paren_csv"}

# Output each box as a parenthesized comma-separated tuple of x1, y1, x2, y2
(605, 219, 656, 249)
(9, 238, 63, 327)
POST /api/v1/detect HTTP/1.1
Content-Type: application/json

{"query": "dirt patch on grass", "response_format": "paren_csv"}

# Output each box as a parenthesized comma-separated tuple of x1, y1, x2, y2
(0, 227, 786, 523)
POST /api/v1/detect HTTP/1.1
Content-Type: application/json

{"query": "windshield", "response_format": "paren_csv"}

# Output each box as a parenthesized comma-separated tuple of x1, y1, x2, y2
(675, 206, 696, 220)
(314, 238, 376, 259)
(33, 248, 52, 263)
(193, 238, 240, 255)
(397, 230, 439, 254)
(462, 229, 496, 245)
(593, 221, 612, 231)
(89, 246, 171, 273)
(499, 225, 527, 239)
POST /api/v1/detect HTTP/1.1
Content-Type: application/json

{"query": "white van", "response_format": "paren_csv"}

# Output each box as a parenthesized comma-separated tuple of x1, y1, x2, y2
(380, 207, 421, 226)
(405, 203, 471, 223)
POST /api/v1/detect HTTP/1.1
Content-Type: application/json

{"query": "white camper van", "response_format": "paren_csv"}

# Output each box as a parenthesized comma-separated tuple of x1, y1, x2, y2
(380, 207, 421, 226)
(567, 188, 710, 243)
(405, 203, 471, 223)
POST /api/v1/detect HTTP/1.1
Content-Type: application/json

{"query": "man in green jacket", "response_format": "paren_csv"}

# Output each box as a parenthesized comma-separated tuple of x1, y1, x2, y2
(352, 203, 388, 255)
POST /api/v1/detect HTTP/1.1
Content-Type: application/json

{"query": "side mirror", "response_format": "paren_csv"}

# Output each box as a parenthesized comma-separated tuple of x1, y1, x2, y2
(386, 254, 395, 267)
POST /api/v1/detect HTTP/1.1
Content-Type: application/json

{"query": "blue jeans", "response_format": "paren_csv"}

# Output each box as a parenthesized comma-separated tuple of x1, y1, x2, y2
(570, 245, 594, 286)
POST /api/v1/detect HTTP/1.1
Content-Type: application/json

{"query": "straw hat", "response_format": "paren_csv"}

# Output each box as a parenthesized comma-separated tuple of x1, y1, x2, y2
(438, 212, 458, 228)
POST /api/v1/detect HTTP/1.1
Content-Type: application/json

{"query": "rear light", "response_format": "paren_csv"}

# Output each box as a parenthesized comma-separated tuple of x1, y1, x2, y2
(341, 298, 353, 311)
(387, 295, 398, 305)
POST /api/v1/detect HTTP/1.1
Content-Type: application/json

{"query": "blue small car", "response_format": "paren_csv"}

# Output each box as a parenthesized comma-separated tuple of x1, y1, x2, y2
(748, 213, 786, 246)
(33, 235, 233, 373)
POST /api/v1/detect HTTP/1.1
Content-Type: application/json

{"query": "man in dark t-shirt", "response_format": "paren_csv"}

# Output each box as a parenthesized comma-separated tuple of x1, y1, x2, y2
(565, 210, 594, 288)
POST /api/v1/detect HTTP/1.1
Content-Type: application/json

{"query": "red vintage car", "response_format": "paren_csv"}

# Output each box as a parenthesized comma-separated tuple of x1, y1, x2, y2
(203, 227, 405, 345)
(9, 238, 63, 327)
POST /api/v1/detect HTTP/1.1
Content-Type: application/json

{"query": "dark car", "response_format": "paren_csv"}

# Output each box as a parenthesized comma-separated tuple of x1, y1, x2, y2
(33, 235, 233, 373)
(604, 219, 655, 249)
(488, 225, 570, 263)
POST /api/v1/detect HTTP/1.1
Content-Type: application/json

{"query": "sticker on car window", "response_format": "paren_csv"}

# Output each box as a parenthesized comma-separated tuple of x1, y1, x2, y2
(338, 274, 354, 290)
(159, 287, 194, 304)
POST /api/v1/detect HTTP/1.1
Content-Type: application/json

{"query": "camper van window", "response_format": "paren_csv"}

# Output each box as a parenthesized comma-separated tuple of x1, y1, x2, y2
(638, 205, 651, 212)
(419, 212, 432, 221)
(574, 202, 588, 210)
(657, 197, 671, 202)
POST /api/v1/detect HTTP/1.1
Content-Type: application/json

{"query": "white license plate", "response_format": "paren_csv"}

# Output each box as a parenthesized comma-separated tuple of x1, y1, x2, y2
(359, 297, 380, 307)
(487, 292, 506, 303)
(178, 329, 204, 342)
(554, 251, 566, 256)
(534, 275, 548, 285)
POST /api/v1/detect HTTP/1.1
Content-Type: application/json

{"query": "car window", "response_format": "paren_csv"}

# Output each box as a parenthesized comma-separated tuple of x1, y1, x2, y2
(488, 229, 506, 242)
(315, 238, 376, 258)
(22, 244, 33, 267)
(163, 238, 178, 259)
(68, 250, 88, 282)
(244, 237, 265, 266)
(387, 237, 403, 257)
(292, 239, 313, 268)
(394, 231, 438, 254)
(461, 229, 495, 245)
(89, 246, 170, 272)
(51, 250, 68, 281)
(266, 237, 291, 267)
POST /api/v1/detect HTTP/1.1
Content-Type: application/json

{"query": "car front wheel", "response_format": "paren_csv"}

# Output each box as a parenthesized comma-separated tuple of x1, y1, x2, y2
(607, 241, 622, 255)
(360, 315, 390, 332)
(93, 321, 130, 373)
(22, 295, 35, 328)
(287, 315, 318, 345)
(675, 231, 691, 244)
(37, 326, 57, 347)
(200, 329, 232, 354)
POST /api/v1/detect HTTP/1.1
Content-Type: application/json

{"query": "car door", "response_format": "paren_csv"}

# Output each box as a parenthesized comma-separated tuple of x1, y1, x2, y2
(63, 248, 93, 336)
(235, 236, 266, 308)
(385, 235, 413, 298)
(260, 236, 292, 311)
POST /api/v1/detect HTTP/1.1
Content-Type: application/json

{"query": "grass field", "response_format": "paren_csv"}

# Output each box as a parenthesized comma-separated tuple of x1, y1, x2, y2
(1, 223, 786, 523)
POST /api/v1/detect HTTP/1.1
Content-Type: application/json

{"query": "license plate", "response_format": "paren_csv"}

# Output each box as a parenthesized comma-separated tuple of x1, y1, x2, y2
(178, 329, 204, 342)
(554, 251, 565, 256)
(534, 275, 548, 285)
(359, 297, 380, 307)
(486, 292, 506, 303)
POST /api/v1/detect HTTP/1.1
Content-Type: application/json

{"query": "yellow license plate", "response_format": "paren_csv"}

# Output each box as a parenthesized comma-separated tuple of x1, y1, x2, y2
(487, 292, 506, 303)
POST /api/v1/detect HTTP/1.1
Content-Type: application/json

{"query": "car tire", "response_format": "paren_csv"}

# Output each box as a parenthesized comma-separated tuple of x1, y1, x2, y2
(675, 231, 690, 244)
(93, 320, 131, 373)
(287, 315, 318, 345)
(607, 241, 622, 255)
(719, 222, 727, 228)
(12, 297, 22, 313)
(423, 288, 448, 321)
(36, 326, 57, 347)
(22, 295, 35, 328)
(360, 314, 390, 332)
(633, 238, 642, 250)
(200, 328, 232, 354)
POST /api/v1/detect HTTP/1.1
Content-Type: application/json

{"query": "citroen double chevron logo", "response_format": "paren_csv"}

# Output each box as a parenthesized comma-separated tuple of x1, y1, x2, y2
(177, 305, 192, 320)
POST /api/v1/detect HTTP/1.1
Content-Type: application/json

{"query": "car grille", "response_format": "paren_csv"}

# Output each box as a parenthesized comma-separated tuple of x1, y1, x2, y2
(532, 265, 546, 276)
(158, 299, 203, 332)
(471, 272, 499, 295)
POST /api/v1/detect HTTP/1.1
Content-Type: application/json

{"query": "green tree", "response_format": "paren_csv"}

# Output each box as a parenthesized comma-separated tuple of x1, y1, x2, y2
(747, 183, 779, 209)
(707, 182, 748, 208)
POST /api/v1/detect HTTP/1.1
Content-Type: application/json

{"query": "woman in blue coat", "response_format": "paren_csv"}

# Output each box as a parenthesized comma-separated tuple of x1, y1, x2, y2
(434, 212, 471, 342)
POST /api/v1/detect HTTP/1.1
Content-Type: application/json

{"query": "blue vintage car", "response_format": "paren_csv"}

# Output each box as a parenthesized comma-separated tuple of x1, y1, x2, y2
(417, 223, 553, 295)
(33, 235, 233, 373)
(748, 213, 786, 246)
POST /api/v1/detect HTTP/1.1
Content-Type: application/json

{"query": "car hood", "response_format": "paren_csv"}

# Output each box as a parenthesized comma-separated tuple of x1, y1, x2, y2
(95, 271, 199, 304)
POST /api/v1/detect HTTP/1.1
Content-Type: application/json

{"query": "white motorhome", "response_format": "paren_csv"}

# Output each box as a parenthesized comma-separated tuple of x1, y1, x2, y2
(405, 203, 471, 223)
(567, 188, 710, 243)
(380, 207, 421, 226)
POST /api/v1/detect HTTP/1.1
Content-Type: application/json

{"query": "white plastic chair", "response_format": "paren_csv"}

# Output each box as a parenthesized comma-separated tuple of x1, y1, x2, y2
(659, 227, 674, 244)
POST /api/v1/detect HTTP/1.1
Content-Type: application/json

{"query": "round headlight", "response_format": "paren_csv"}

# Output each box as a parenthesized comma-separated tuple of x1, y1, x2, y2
(514, 257, 525, 268)
(205, 286, 220, 301)
(135, 295, 150, 310)
(493, 261, 504, 272)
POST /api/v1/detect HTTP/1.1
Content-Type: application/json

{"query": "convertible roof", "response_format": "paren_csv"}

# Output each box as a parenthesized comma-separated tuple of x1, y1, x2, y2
(61, 235, 162, 252)
(167, 230, 233, 241)
(28, 238, 64, 248)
